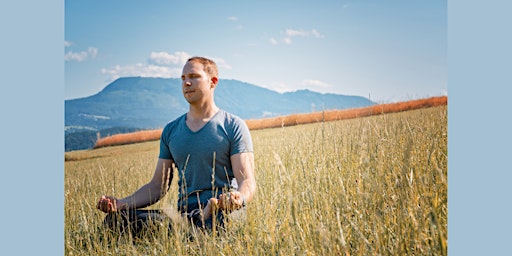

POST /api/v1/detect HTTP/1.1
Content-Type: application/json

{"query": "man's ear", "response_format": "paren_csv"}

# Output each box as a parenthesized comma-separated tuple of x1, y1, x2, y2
(211, 76, 218, 88)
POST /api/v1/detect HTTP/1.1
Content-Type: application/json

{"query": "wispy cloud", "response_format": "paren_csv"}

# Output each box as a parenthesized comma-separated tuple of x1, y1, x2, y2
(269, 37, 293, 45)
(148, 51, 190, 66)
(300, 79, 332, 89)
(227, 16, 243, 30)
(64, 41, 72, 47)
(263, 82, 295, 93)
(285, 29, 325, 39)
(101, 63, 181, 81)
(261, 80, 332, 93)
(65, 47, 98, 62)
(211, 57, 232, 70)
(101, 51, 231, 81)
(270, 28, 325, 45)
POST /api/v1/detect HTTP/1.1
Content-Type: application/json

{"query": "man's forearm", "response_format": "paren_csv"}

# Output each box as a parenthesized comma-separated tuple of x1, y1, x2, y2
(237, 178, 256, 203)
(117, 183, 166, 210)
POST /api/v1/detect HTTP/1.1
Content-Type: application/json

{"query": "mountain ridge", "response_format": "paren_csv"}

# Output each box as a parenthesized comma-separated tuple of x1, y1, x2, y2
(65, 77, 375, 151)
(66, 77, 374, 130)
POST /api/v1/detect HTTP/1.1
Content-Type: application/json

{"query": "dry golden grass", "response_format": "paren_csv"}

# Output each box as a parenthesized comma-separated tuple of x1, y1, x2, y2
(245, 96, 447, 130)
(65, 105, 447, 255)
(93, 129, 162, 149)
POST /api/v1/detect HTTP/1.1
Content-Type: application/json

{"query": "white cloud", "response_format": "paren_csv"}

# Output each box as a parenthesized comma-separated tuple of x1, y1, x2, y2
(88, 47, 98, 58)
(285, 29, 325, 39)
(227, 16, 243, 30)
(64, 41, 72, 47)
(147, 51, 232, 73)
(101, 51, 232, 82)
(209, 57, 232, 70)
(264, 82, 295, 93)
(283, 37, 292, 45)
(285, 29, 308, 37)
(148, 51, 191, 66)
(310, 29, 325, 39)
(259, 80, 333, 94)
(65, 51, 87, 62)
(270, 28, 325, 45)
(301, 79, 332, 89)
(64, 47, 98, 62)
(101, 63, 182, 81)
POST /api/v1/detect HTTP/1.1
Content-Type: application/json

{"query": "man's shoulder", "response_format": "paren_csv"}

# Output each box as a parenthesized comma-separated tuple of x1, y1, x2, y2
(217, 109, 241, 120)
(217, 110, 246, 126)
(162, 113, 186, 131)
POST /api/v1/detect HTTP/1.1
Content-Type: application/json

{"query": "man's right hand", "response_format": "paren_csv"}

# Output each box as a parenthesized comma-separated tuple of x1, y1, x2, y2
(97, 195, 118, 213)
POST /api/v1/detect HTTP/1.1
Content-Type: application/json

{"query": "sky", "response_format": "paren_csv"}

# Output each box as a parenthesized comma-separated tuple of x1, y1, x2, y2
(65, 0, 447, 103)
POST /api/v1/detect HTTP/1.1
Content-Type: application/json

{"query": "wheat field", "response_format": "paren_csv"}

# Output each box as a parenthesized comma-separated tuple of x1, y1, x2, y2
(65, 106, 447, 255)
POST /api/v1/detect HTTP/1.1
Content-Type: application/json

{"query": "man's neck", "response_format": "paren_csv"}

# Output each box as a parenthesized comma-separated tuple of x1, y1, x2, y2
(185, 103, 219, 132)
(187, 103, 219, 122)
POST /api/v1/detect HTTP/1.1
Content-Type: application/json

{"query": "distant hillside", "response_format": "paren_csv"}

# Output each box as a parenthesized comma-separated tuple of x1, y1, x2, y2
(65, 127, 143, 152)
(65, 77, 375, 151)
(90, 96, 447, 150)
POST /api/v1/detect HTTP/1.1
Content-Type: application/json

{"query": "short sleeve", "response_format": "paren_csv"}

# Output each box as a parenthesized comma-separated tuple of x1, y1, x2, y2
(158, 124, 173, 160)
(230, 116, 254, 156)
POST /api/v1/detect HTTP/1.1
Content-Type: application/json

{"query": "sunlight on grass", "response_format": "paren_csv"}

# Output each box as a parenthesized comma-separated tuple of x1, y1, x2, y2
(65, 106, 447, 255)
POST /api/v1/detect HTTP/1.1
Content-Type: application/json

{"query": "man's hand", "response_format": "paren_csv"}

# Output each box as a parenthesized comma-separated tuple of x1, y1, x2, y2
(97, 195, 119, 213)
(201, 197, 219, 220)
(201, 192, 243, 221)
(218, 191, 245, 211)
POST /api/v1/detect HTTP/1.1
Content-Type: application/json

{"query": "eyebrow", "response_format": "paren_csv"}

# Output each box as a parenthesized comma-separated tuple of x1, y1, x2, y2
(181, 73, 201, 78)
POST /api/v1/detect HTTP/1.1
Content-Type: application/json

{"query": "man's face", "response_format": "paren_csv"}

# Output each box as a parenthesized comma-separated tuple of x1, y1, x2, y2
(181, 61, 215, 104)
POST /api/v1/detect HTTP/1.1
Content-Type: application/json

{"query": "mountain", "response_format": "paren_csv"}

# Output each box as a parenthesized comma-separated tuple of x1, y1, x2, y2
(65, 77, 375, 151)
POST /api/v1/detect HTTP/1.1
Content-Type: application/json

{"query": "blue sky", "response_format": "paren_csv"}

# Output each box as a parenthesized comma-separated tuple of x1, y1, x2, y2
(65, 0, 447, 103)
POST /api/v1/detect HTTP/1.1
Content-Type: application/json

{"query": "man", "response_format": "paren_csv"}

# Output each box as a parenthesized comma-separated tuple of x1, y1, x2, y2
(97, 56, 256, 233)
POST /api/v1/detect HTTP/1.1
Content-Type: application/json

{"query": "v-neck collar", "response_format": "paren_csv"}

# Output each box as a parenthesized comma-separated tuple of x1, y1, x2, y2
(184, 109, 221, 133)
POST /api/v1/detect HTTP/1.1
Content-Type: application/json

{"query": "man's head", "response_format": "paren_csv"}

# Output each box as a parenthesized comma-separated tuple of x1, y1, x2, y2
(181, 56, 219, 104)
(186, 57, 218, 79)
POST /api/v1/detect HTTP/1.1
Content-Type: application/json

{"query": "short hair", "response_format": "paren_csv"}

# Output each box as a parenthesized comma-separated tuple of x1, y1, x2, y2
(187, 56, 218, 78)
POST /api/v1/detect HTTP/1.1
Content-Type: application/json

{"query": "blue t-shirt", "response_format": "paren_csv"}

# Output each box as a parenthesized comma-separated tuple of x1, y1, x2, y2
(159, 110, 253, 210)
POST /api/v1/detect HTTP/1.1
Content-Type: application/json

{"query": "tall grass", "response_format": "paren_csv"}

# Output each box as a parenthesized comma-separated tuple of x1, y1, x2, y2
(65, 106, 447, 255)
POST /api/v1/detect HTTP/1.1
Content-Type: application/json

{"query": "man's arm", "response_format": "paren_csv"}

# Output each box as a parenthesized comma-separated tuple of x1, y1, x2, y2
(97, 158, 174, 213)
(216, 152, 256, 210)
(232, 152, 256, 203)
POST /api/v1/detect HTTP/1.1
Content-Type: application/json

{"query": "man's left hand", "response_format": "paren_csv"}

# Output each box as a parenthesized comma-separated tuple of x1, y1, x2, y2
(218, 191, 244, 211)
